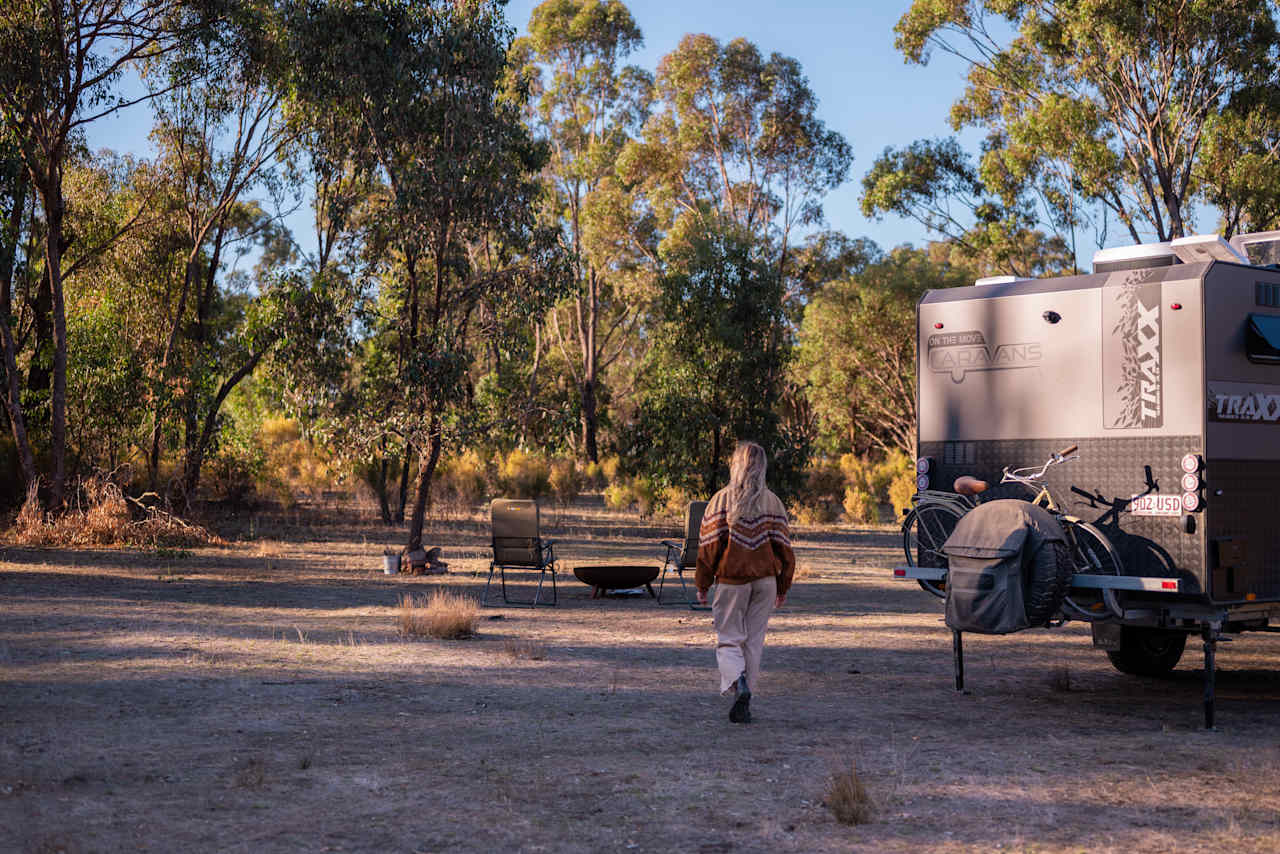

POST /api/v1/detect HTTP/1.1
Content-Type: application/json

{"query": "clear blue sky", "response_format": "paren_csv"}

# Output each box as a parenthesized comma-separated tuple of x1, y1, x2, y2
(87, 1, 986, 258)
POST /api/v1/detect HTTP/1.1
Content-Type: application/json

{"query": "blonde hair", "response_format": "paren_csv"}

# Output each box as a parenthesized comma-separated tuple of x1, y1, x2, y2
(726, 441, 767, 524)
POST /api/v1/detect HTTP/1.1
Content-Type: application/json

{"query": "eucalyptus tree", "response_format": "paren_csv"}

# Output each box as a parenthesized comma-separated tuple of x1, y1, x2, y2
(619, 33, 852, 279)
(142, 28, 299, 498)
(286, 0, 563, 550)
(0, 131, 37, 488)
(629, 225, 796, 497)
(794, 245, 973, 456)
(0, 0, 230, 505)
(514, 0, 652, 462)
(890, 0, 1280, 245)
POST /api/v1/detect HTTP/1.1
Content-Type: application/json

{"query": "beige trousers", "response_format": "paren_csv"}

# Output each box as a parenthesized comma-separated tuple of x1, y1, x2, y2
(712, 575, 777, 694)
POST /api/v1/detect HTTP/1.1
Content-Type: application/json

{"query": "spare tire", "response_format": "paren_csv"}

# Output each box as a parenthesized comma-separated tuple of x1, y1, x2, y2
(1023, 539, 1074, 625)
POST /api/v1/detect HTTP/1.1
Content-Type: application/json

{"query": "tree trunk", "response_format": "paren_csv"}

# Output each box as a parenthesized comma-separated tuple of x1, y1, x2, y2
(0, 173, 37, 487)
(40, 182, 68, 508)
(578, 269, 600, 463)
(395, 438, 412, 524)
(26, 264, 52, 427)
(181, 349, 268, 504)
(375, 440, 393, 525)
(406, 426, 443, 553)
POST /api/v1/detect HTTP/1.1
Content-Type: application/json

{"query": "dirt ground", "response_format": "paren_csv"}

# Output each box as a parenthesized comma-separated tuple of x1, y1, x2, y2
(3, 498, 1280, 854)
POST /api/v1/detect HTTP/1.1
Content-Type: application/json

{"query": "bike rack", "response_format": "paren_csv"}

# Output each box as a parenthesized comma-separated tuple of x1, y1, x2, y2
(891, 566, 1225, 729)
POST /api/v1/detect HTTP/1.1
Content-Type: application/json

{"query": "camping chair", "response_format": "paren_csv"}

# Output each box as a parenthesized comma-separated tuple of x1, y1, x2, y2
(484, 498, 557, 607)
(657, 500, 709, 610)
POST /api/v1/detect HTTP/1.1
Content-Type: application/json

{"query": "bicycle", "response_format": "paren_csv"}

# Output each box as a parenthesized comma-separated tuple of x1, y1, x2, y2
(902, 444, 1123, 619)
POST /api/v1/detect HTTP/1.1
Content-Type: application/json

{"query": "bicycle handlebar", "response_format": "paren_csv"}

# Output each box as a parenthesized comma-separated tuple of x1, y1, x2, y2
(1001, 448, 1081, 485)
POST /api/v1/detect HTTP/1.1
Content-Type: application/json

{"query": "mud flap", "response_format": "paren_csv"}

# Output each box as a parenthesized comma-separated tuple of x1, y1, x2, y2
(1091, 621, 1123, 650)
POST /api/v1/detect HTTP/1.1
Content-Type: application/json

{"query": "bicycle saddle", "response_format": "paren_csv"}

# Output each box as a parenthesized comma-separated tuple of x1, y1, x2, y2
(953, 475, 989, 496)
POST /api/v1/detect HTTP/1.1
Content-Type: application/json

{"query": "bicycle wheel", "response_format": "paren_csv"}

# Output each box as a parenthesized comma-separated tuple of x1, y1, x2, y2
(1062, 519, 1123, 619)
(903, 502, 964, 598)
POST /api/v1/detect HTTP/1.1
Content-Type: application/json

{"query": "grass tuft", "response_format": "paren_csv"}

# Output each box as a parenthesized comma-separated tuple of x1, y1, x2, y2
(502, 639, 548, 660)
(1048, 664, 1072, 692)
(824, 760, 875, 825)
(398, 591, 479, 640)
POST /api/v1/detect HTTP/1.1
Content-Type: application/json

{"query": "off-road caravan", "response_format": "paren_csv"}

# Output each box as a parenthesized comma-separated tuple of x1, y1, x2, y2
(893, 230, 1280, 727)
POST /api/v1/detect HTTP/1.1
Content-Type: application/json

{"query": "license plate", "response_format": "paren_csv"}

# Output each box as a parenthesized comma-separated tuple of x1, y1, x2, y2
(1129, 494, 1182, 516)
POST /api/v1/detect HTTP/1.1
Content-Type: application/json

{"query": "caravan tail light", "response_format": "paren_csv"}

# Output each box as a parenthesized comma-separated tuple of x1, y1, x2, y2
(916, 474, 930, 491)
(1181, 453, 1202, 473)
(915, 457, 933, 474)
(1181, 472, 1200, 492)
(1181, 492, 1201, 512)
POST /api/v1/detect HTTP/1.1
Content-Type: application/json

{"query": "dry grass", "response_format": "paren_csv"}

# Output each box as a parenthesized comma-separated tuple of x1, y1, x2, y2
(398, 591, 479, 640)
(1048, 664, 1073, 692)
(234, 755, 266, 789)
(502, 639, 548, 660)
(9, 477, 222, 549)
(825, 760, 875, 825)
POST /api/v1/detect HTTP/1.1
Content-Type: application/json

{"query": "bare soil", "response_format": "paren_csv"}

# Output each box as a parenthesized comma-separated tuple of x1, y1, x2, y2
(3, 499, 1280, 853)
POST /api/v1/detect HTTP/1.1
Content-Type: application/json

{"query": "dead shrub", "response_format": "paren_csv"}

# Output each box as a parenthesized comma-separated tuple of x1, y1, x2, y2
(1048, 664, 1072, 692)
(14, 482, 51, 546)
(9, 476, 221, 549)
(502, 639, 548, 660)
(824, 760, 875, 825)
(398, 591, 479, 640)
(81, 477, 131, 544)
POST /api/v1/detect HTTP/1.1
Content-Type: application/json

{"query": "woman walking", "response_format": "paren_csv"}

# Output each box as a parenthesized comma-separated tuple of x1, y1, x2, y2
(695, 441, 795, 723)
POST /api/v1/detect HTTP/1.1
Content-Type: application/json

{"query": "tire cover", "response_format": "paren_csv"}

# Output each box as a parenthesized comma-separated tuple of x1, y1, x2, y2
(943, 500, 1071, 631)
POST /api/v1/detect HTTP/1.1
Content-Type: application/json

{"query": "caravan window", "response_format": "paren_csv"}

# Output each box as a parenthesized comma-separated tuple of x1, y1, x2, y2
(1246, 313, 1280, 364)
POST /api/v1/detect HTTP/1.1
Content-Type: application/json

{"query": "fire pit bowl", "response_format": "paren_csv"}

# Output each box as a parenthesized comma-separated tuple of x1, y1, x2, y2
(573, 564, 660, 598)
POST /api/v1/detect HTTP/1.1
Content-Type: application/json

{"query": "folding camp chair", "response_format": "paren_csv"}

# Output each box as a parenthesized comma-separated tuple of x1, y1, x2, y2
(484, 499, 557, 607)
(657, 500, 709, 610)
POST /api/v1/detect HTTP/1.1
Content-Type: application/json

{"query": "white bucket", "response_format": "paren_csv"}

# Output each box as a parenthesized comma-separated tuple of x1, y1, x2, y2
(383, 554, 400, 575)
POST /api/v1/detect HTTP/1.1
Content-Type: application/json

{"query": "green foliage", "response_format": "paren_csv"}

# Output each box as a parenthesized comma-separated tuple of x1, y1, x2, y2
(841, 488, 879, 525)
(603, 480, 634, 511)
(795, 244, 971, 456)
(497, 448, 552, 500)
(791, 462, 844, 525)
(514, 0, 654, 461)
(627, 226, 802, 498)
(891, 0, 1280, 244)
(621, 32, 852, 263)
(548, 457, 583, 507)
(861, 138, 1075, 278)
(888, 467, 918, 522)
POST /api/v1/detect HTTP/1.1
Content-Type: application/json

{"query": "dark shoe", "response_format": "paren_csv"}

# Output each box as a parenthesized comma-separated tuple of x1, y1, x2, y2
(729, 674, 751, 723)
